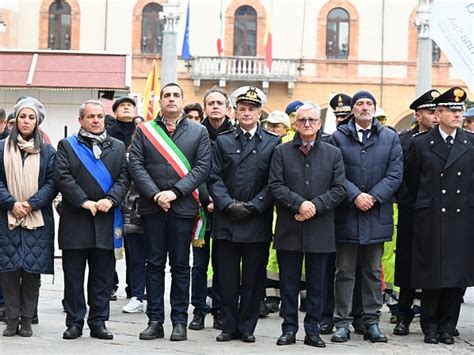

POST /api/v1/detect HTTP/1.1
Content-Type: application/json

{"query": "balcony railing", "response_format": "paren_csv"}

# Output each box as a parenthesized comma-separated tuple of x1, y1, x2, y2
(191, 56, 298, 94)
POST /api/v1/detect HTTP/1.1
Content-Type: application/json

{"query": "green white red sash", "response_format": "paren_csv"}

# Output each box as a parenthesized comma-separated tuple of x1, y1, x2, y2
(139, 120, 206, 247)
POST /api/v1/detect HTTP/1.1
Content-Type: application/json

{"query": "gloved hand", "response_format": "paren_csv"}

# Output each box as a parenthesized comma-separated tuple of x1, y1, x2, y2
(224, 201, 252, 222)
(242, 201, 258, 215)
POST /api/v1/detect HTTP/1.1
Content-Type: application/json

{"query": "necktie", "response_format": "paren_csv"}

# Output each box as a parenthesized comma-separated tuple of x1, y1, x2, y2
(299, 143, 311, 156)
(242, 132, 251, 148)
(359, 129, 369, 144)
(446, 135, 453, 148)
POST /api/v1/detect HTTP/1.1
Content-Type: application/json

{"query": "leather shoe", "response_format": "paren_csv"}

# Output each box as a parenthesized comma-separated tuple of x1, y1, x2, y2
(170, 323, 187, 341)
(353, 324, 366, 334)
(331, 327, 350, 343)
(188, 312, 205, 330)
(320, 322, 334, 335)
(304, 334, 326, 348)
(364, 324, 387, 343)
(259, 300, 269, 318)
(63, 326, 82, 340)
(241, 333, 255, 343)
(393, 319, 410, 335)
(90, 325, 113, 340)
(424, 332, 439, 344)
(276, 331, 296, 345)
(139, 321, 164, 340)
(453, 328, 460, 337)
(439, 332, 454, 345)
(216, 332, 240, 342)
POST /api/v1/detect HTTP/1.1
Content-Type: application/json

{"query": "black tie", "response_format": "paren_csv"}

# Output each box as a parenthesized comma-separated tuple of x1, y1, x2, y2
(359, 129, 369, 144)
(242, 132, 251, 148)
(446, 136, 453, 148)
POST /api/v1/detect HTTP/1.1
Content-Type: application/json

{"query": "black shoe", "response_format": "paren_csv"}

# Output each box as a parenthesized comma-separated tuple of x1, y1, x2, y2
(213, 312, 223, 330)
(90, 325, 113, 340)
(63, 326, 82, 340)
(320, 322, 334, 335)
(3, 318, 19, 337)
(304, 334, 326, 348)
(188, 312, 205, 330)
(170, 323, 187, 341)
(139, 321, 164, 340)
(216, 332, 240, 342)
(277, 331, 296, 345)
(299, 298, 306, 312)
(453, 328, 460, 337)
(393, 319, 410, 335)
(109, 290, 117, 301)
(331, 327, 350, 343)
(241, 333, 255, 343)
(424, 332, 439, 344)
(19, 317, 33, 337)
(259, 300, 269, 318)
(266, 300, 280, 313)
(364, 324, 388, 343)
(439, 332, 454, 345)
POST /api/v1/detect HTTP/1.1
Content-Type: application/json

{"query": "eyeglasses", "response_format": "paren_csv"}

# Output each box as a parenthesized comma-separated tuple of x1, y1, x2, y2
(296, 117, 319, 125)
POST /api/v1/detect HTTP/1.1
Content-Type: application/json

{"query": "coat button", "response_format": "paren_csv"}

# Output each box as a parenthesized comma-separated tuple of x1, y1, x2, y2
(305, 181, 310, 185)
(306, 163, 310, 168)
(252, 150, 256, 154)
(456, 190, 461, 194)
(457, 171, 461, 176)
(361, 150, 366, 154)
(456, 209, 461, 213)
(441, 189, 446, 194)
(430, 140, 434, 145)
(440, 173, 444, 177)
(236, 149, 240, 153)
(441, 208, 446, 213)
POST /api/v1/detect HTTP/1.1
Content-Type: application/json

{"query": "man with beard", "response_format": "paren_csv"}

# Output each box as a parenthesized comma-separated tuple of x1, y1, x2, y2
(329, 91, 403, 343)
(405, 87, 473, 345)
(393, 89, 439, 336)
(55, 99, 129, 340)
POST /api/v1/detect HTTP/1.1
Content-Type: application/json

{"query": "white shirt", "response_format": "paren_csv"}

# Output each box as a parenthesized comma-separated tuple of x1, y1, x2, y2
(355, 122, 371, 142)
(438, 126, 457, 142)
(242, 126, 258, 139)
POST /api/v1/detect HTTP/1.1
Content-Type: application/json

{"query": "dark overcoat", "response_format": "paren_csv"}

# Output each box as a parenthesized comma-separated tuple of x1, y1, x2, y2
(268, 134, 346, 253)
(329, 118, 403, 244)
(55, 135, 129, 250)
(208, 125, 280, 243)
(0, 141, 57, 274)
(129, 117, 211, 217)
(404, 127, 474, 289)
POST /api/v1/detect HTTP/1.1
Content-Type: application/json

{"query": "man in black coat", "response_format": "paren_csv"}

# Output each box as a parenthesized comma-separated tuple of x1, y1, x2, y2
(129, 83, 211, 342)
(208, 86, 280, 343)
(55, 99, 129, 340)
(404, 87, 474, 345)
(393, 89, 439, 336)
(269, 102, 346, 348)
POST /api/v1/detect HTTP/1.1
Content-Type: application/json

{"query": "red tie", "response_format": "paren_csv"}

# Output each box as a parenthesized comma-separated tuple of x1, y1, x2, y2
(299, 143, 311, 156)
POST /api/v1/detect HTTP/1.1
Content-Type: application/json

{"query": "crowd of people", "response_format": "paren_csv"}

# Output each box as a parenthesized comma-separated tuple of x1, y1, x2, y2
(0, 83, 472, 349)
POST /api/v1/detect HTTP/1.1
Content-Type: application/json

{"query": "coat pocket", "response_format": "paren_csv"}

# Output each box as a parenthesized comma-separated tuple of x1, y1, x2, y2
(415, 198, 432, 209)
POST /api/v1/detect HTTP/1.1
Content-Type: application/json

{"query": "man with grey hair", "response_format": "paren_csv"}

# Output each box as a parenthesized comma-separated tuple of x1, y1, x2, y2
(269, 102, 346, 348)
(55, 99, 129, 340)
(329, 91, 402, 343)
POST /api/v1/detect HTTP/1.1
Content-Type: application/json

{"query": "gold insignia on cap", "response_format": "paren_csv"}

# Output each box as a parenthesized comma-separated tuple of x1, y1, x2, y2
(337, 96, 343, 107)
(431, 91, 440, 99)
(245, 87, 258, 101)
(454, 88, 464, 102)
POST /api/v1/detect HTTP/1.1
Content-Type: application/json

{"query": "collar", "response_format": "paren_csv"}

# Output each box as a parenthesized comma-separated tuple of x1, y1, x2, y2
(235, 124, 261, 140)
(241, 125, 258, 138)
(438, 126, 457, 141)
(355, 122, 371, 133)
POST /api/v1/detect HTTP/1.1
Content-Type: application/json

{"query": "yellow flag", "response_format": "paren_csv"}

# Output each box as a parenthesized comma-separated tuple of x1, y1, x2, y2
(142, 59, 160, 120)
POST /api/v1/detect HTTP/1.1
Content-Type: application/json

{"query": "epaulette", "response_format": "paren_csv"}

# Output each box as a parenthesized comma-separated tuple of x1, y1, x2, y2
(398, 128, 412, 136)
(412, 130, 428, 138)
(217, 128, 235, 136)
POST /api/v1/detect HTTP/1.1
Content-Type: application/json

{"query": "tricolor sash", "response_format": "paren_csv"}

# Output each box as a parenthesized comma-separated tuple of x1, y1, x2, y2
(67, 136, 124, 259)
(139, 120, 206, 247)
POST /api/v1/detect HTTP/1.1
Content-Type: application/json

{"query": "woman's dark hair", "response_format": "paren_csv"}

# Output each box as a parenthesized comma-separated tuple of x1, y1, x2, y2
(183, 103, 204, 119)
(8, 113, 44, 152)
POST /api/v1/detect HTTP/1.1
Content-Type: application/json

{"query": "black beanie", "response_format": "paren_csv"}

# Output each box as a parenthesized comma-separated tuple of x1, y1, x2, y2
(350, 91, 376, 109)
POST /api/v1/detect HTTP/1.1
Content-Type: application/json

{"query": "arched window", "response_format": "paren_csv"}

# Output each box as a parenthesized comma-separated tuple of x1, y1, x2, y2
(141, 3, 163, 54)
(432, 40, 441, 63)
(48, 0, 71, 50)
(326, 8, 349, 59)
(233, 6, 257, 56)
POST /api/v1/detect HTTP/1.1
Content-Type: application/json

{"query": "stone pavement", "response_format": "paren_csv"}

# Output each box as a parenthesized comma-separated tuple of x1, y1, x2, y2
(0, 258, 473, 354)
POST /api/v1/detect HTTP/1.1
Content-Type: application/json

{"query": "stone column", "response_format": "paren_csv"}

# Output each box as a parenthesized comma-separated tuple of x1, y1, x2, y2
(160, 1, 180, 86)
(414, 0, 432, 97)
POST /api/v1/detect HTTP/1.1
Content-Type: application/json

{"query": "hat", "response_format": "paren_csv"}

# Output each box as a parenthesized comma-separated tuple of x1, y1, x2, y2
(13, 97, 45, 126)
(432, 87, 467, 110)
(262, 110, 291, 128)
(231, 86, 266, 107)
(285, 100, 304, 115)
(375, 107, 386, 118)
(329, 94, 351, 116)
(112, 96, 136, 112)
(409, 89, 440, 111)
(464, 107, 474, 119)
(350, 91, 376, 109)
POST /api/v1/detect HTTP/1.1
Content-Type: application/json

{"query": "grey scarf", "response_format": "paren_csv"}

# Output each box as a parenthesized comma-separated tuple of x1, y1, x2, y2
(78, 128, 107, 159)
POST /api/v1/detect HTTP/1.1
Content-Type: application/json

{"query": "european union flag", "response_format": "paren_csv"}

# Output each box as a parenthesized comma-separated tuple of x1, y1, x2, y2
(181, 1, 191, 60)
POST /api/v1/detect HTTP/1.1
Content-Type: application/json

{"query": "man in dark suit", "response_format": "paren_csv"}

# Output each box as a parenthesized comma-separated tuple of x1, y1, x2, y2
(55, 99, 129, 340)
(269, 102, 346, 348)
(393, 89, 439, 336)
(208, 86, 280, 343)
(404, 87, 474, 345)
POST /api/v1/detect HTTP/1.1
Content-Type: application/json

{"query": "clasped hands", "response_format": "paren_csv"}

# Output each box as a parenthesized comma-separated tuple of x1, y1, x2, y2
(224, 201, 257, 222)
(12, 201, 33, 219)
(153, 190, 177, 212)
(354, 192, 376, 211)
(295, 200, 317, 222)
(81, 198, 114, 216)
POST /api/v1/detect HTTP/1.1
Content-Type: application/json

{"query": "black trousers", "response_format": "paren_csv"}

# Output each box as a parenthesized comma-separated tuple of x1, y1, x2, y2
(62, 248, 115, 330)
(2, 269, 40, 319)
(421, 288, 464, 335)
(215, 239, 269, 335)
(396, 287, 416, 322)
(278, 250, 330, 336)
